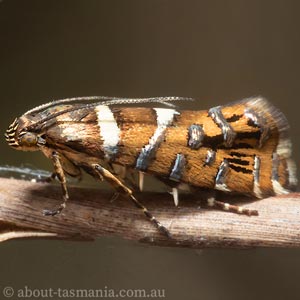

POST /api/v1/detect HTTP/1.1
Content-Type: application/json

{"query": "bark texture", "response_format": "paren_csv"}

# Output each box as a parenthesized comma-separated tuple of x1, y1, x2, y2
(0, 177, 300, 248)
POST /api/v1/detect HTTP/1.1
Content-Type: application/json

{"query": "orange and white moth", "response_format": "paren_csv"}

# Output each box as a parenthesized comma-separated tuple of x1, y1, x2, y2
(5, 96, 297, 237)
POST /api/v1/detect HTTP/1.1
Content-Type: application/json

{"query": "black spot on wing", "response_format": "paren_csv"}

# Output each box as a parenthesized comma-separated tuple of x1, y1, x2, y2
(226, 114, 243, 122)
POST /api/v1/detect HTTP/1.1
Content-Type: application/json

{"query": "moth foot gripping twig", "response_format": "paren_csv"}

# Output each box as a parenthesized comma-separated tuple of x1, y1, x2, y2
(93, 164, 172, 238)
(42, 152, 69, 216)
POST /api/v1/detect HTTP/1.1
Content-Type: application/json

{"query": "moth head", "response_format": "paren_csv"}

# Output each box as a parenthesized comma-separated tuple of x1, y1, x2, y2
(5, 117, 45, 151)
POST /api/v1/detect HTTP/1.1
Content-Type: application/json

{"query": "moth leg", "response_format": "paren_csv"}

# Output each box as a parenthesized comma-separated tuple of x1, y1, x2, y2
(43, 152, 69, 216)
(207, 197, 258, 216)
(92, 164, 171, 238)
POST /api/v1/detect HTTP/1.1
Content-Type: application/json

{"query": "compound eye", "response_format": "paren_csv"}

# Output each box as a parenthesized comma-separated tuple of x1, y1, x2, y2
(19, 132, 38, 147)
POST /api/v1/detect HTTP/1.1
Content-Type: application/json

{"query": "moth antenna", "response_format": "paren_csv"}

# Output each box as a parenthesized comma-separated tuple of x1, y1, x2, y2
(24, 96, 193, 132)
(101, 96, 194, 107)
(24, 96, 194, 116)
(24, 96, 116, 115)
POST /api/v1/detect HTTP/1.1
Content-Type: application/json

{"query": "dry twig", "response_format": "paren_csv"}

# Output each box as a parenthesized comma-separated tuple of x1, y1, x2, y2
(0, 177, 300, 248)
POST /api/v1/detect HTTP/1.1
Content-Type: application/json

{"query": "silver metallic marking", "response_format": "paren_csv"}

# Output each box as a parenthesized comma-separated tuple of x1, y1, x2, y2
(245, 96, 297, 191)
(271, 152, 290, 195)
(95, 105, 120, 160)
(208, 106, 236, 147)
(205, 149, 216, 166)
(169, 153, 186, 182)
(136, 108, 179, 171)
(215, 159, 231, 192)
(244, 108, 270, 148)
(272, 153, 281, 181)
(188, 124, 204, 149)
(253, 156, 263, 198)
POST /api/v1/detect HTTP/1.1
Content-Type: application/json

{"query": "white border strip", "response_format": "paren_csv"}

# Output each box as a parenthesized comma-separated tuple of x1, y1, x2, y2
(96, 105, 120, 159)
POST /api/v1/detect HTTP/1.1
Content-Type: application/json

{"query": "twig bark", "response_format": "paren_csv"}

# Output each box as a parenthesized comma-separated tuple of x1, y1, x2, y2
(0, 177, 300, 248)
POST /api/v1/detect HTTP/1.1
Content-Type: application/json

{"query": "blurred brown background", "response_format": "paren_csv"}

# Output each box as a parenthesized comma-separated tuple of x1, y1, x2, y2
(1, 1, 300, 299)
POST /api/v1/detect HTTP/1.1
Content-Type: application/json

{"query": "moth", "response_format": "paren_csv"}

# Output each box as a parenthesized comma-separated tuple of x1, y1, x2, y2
(5, 96, 297, 237)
